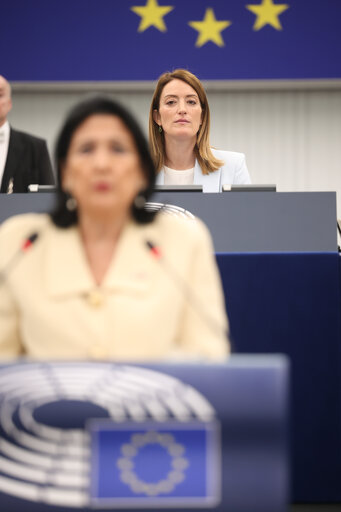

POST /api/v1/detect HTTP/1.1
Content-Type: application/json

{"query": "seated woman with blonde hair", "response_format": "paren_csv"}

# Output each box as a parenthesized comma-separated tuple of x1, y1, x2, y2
(149, 68, 251, 192)
(0, 96, 229, 361)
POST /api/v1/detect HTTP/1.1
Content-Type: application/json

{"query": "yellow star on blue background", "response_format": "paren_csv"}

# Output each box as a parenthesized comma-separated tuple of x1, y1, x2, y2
(246, 0, 289, 30)
(189, 8, 232, 47)
(131, 0, 174, 32)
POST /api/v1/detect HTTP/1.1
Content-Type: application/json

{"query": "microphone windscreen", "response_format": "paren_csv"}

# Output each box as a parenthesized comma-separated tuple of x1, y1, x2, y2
(21, 232, 39, 251)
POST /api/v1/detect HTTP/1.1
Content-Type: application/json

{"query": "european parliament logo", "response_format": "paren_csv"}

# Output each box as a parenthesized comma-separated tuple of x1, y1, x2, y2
(0, 362, 221, 510)
(90, 421, 220, 507)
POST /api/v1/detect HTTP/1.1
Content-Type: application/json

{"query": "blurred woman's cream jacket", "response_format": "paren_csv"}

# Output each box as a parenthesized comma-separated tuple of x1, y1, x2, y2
(0, 213, 229, 361)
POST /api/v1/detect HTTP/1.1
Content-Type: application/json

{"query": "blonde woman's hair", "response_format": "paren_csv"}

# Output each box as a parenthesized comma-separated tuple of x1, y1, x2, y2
(149, 69, 223, 175)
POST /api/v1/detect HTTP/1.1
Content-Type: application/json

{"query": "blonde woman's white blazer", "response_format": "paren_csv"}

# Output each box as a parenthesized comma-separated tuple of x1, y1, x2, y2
(156, 149, 251, 192)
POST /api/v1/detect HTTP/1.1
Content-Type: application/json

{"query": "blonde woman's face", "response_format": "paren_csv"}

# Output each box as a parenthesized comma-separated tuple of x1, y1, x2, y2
(154, 79, 202, 142)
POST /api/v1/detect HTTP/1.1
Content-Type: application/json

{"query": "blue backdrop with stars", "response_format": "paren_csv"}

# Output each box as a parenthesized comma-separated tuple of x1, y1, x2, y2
(2, 0, 341, 81)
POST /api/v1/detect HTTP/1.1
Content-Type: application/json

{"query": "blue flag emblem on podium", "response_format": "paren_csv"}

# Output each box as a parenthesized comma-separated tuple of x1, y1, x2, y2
(89, 421, 221, 507)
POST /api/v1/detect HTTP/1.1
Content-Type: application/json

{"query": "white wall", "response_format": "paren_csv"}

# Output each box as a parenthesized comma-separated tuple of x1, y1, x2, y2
(8, 84, 341, 218)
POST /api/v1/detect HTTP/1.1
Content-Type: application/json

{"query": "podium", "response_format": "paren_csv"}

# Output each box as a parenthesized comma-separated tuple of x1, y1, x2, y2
(0, 357, 289, 512)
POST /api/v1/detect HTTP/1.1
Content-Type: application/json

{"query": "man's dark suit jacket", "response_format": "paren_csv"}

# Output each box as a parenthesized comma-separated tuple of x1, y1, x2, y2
(0, 128, 55, 193)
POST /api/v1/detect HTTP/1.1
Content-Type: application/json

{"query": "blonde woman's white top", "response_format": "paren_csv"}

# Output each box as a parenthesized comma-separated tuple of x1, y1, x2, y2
(164, 165, 195, 185)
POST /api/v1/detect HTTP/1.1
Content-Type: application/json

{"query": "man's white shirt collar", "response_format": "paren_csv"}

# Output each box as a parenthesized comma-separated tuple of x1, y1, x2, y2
(0, 120, 10, 140)
(0, 121, 11, 187)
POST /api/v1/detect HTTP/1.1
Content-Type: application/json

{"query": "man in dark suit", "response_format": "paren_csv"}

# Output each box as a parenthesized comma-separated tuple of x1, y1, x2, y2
(0, 75, 55, 193)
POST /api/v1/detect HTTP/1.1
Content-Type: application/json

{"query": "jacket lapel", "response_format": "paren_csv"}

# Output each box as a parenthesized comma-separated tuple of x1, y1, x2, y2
(194, 159, 221, 192)
(156, 169, 164, 185)
(45, 225, 95, 298)
(103, 221, 154, 293)
(45, 221, 153, 298)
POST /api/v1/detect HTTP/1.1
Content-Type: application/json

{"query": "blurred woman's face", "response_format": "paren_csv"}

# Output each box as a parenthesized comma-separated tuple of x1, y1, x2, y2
(154, 79, 202, 143)
(62, 114, 147, 219)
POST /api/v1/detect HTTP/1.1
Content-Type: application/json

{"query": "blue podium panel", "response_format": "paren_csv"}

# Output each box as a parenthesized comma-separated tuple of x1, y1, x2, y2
(0, 358, 289, 512)
(216, 252, 341, 502)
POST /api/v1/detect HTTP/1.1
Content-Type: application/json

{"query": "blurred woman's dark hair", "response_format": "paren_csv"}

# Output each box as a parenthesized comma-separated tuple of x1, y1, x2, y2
(51, 95, 156, 227)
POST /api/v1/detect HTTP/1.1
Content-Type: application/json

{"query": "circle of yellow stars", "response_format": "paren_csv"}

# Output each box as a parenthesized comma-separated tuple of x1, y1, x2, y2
(130, 0, 290, 47)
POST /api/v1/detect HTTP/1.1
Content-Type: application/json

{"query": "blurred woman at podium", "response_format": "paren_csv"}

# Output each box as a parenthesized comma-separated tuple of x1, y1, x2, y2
(0, 96, 229, 361)
(149, 69, 251, 192)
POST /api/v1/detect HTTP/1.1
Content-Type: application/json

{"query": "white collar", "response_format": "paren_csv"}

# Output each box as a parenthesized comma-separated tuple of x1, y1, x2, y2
(164, 165, 194, 175)
(0, 120, 10, 138)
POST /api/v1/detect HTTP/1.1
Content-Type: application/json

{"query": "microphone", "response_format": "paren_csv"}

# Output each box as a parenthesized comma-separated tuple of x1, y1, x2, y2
(0, 232, 39, 284)
(145, 240, 230, 343)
